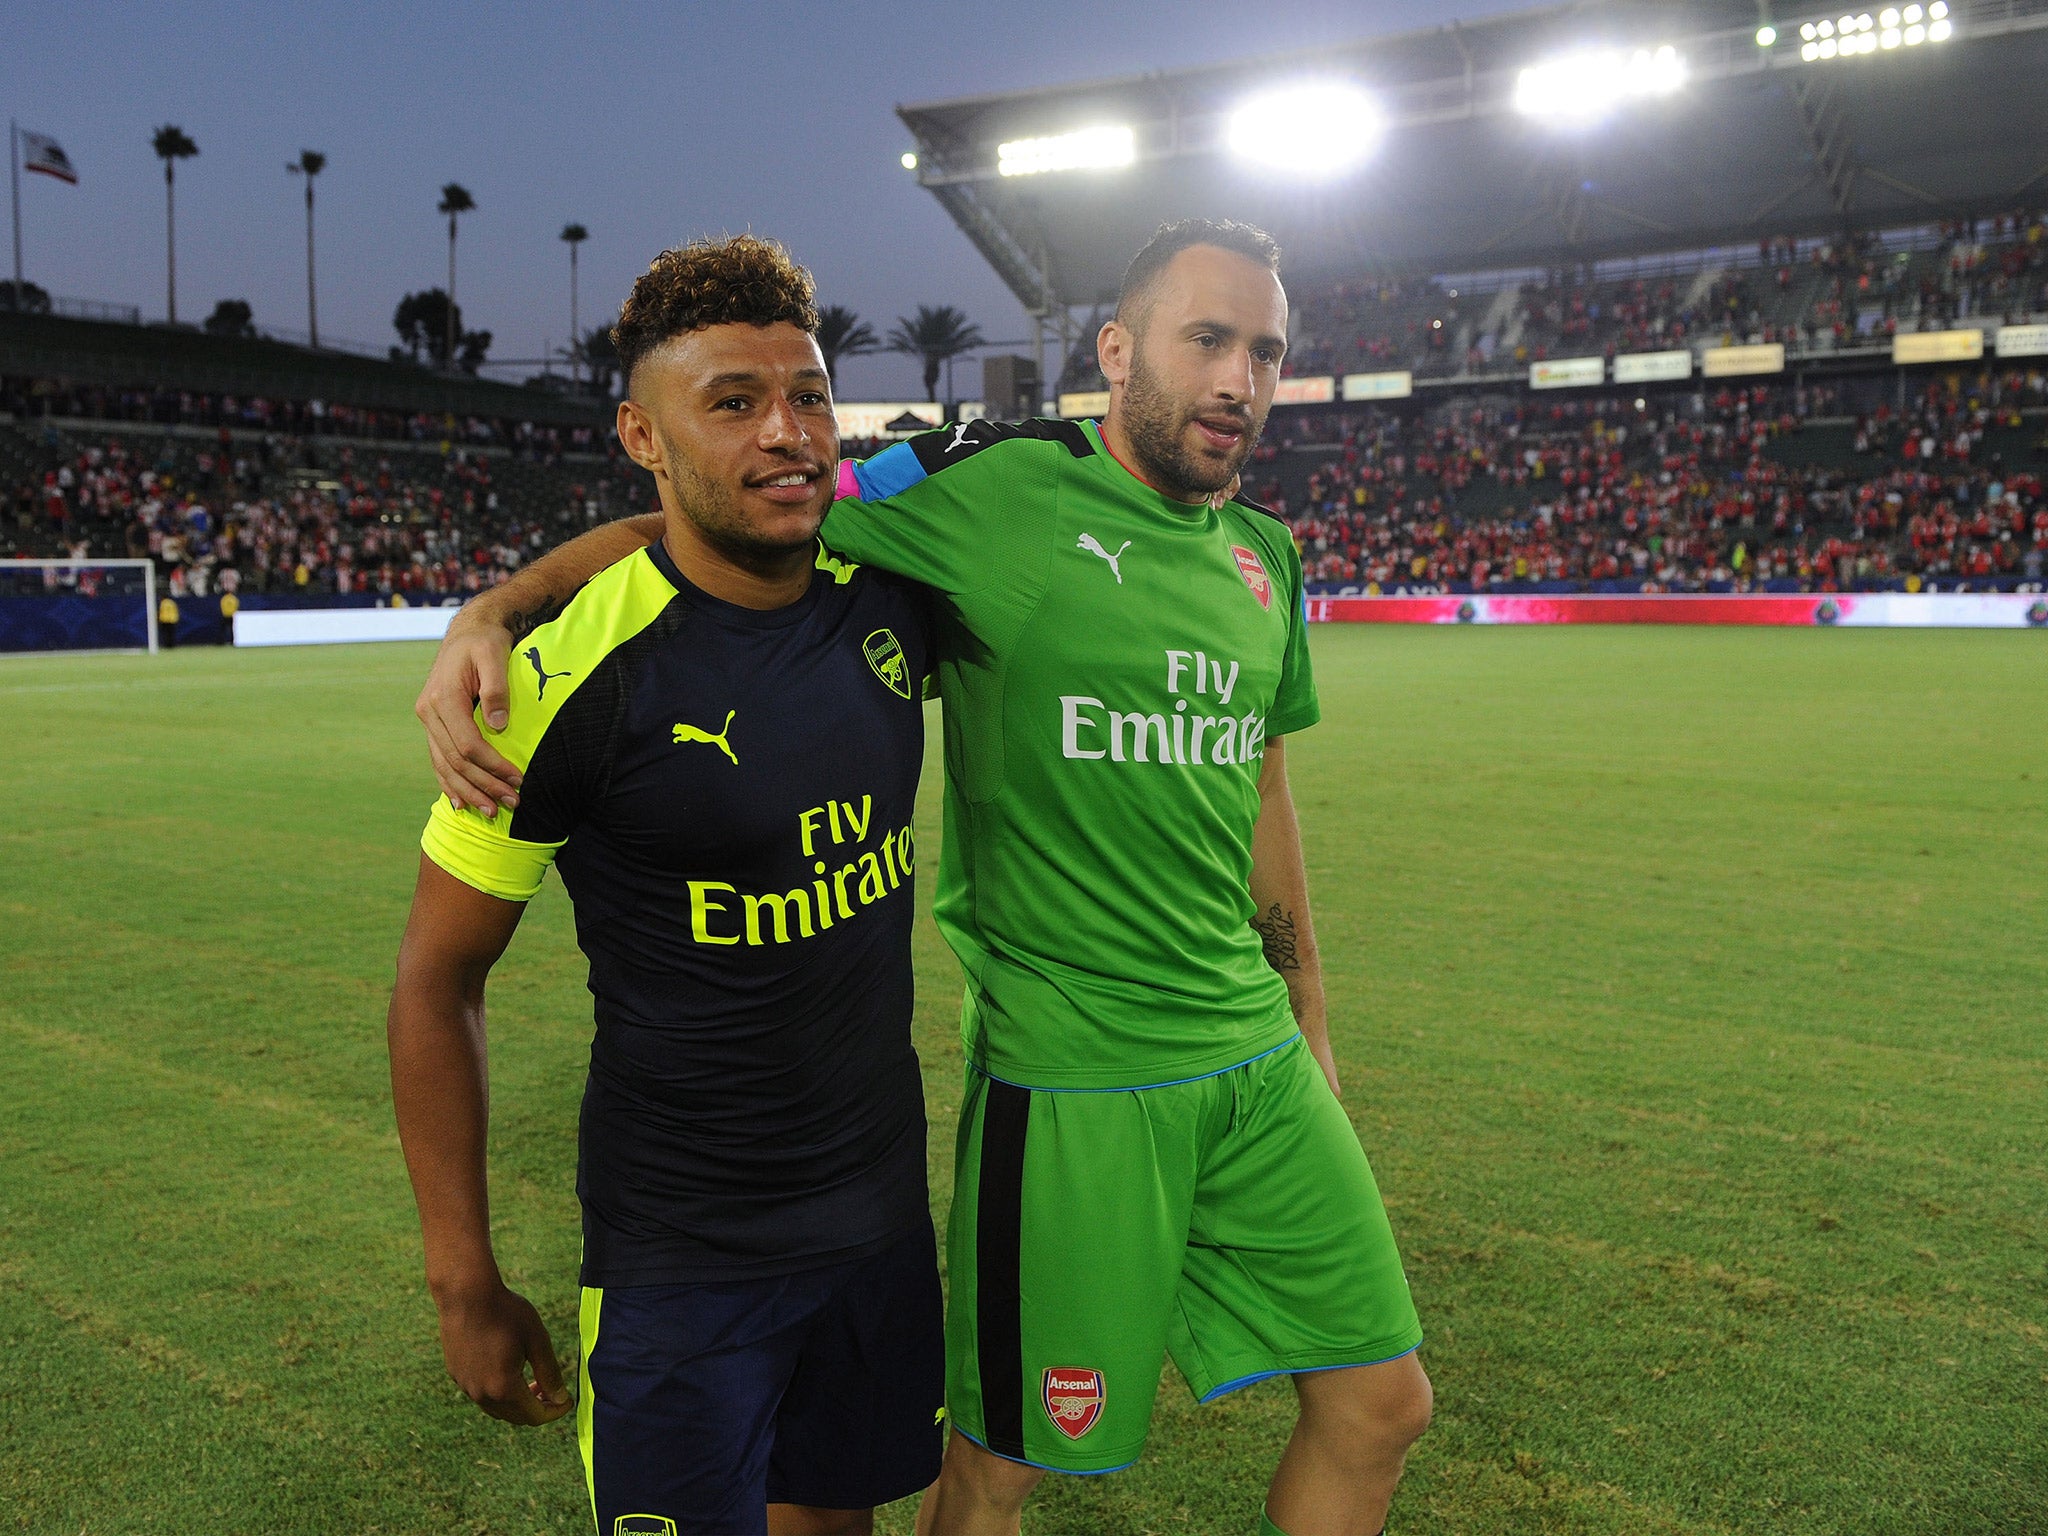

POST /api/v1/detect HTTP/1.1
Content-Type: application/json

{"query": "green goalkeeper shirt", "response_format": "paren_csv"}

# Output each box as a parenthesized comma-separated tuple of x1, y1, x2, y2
(830, 418, 1318, 1090)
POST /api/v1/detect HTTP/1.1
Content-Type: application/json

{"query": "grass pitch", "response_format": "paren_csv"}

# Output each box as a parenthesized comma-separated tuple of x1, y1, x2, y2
(1, 627, 2043, 1536)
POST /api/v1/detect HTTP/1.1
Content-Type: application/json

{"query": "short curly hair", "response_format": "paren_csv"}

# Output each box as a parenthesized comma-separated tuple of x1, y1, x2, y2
(612, 234, 820, 387)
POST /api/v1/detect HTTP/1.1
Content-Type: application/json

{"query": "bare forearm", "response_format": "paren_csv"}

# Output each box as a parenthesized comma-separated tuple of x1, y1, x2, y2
(1252, 889, 1328, 1052)
(458, 514, 664, 639)
(388, 963, 500, 1299)
(1252, 892, 1324, 1019)
(1250, 741, 1330, 1056)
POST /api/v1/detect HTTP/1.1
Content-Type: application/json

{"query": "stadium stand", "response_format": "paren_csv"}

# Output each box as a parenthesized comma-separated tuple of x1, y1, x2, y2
(887, 9, 2048, 603)
(1251, 372, 2048, 594)
(0, 369, 948, 644)
(2, 379, 655, 640)
(15, 0, 2048, 630)
(1284, 212, 2048, 384)
(10, 363, 2041, 616)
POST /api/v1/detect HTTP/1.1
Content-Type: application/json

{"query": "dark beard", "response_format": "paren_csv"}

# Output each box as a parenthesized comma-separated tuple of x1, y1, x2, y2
(662, 433, 821, 577)
(1121, 350, 1262, 500)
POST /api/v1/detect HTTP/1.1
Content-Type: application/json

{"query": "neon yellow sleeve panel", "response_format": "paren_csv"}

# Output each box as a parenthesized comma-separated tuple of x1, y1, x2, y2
(420, 795, 562, 903)
(415, 548, 677, 902)
(480, 550, 678, 771)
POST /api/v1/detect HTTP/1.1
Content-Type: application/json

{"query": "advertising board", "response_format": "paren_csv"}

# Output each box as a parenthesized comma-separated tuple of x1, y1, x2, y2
(1303, 593, 2047, 628)
(1342, 370, 1414, 401)
(1996, 323, 2048, 358)
(1273, 375, 1337, 405)
(1893, 329, 1984, 365)
(1700, 343, 1785, 377)
(1613, 349, 1692, 384)
(1530, 356, 1604, 390)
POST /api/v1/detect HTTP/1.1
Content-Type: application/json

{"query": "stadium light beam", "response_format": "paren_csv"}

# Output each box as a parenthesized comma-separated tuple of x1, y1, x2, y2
(1225, 82, 1383, 177)
(1513, 45, 1687, 123)
(996, 125, 1135, 177)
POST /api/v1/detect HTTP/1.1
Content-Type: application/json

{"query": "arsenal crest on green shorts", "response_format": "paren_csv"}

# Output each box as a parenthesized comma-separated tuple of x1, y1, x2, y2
(1042, 1366, 1104, 1439)
(863, 627, 912, 698)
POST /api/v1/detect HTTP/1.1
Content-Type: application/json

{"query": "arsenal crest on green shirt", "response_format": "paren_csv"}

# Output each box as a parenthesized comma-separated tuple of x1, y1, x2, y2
(864, 627, 911, 698)
(1231, 544, 1273, 609)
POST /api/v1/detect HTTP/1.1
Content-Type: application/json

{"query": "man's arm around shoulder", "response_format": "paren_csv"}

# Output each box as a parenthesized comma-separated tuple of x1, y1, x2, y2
(388, 853, 571, 1425)
(417, 514, 662, 815)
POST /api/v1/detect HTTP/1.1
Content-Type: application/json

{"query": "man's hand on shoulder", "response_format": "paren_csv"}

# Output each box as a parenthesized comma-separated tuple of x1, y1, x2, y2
(417, 603, 521, 816)
(1207, 471, 1244, 511)
(414, 513, 663, 815)
(433, 1279, 572, 1425)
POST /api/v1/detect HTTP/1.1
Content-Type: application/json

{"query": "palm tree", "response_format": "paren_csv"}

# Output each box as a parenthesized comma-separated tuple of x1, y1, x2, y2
(151, 125, 199, 323)
(581, 320, 620, 398)
(286, 150, 326, 347)
(560, 223, 589, 384)
(816, 304, 878, 387)
(887, 304, 985, 402)
(437, 183, 476, 371)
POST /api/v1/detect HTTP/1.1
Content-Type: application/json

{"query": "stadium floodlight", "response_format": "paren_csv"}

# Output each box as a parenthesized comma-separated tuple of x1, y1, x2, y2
(900, 152, 918, 170)
(1225, 81, 1383, 176)
(1794, 2, 1949, 60)
(1757, 24, 1778, 46)
(996, 125, 1135, 178)
(1512, 45, 1686, 122)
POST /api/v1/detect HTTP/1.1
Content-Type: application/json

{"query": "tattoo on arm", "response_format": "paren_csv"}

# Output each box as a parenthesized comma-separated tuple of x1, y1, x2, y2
(1253, 902, 1300, 973)
(505, 589, 580, 642)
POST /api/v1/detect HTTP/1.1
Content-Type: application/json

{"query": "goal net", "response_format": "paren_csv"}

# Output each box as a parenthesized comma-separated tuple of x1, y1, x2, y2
(0, 559, 160, 653)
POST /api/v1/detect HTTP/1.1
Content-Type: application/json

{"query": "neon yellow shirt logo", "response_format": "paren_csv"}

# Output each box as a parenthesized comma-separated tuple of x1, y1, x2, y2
(863, 628, 911, 699)
(672, 710, 737, 764)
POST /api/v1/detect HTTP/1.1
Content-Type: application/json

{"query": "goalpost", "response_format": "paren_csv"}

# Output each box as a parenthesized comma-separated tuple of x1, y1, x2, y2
(0, 558, 159, 654)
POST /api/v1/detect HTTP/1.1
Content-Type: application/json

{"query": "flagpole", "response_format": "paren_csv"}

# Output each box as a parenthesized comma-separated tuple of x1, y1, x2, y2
(10, 120, 22, 292)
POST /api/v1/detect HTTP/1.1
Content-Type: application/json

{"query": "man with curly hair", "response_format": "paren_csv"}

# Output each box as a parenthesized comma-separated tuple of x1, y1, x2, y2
(388, 235, 944, 1535)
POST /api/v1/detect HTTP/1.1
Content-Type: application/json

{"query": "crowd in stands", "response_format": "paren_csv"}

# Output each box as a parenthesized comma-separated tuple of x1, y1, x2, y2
(3, 390, 652, 614)
(1253, 373, 2048, 594)
(7, 361, 2046, 614)
(1285, 211, 2048, 384)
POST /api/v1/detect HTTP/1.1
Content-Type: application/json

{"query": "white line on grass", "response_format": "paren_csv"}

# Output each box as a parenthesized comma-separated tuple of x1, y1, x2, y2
(0, 667, 417, 696)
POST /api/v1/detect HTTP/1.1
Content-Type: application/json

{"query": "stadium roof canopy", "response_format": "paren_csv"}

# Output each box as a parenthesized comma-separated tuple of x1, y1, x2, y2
(898, 0, 2048, 317)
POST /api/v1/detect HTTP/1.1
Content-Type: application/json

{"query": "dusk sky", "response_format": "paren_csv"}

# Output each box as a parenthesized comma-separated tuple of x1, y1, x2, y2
(8, 2, 1527, 402)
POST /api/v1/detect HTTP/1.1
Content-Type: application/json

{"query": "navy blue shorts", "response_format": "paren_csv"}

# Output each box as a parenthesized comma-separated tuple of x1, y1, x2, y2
(574, 1221, 944, 1535)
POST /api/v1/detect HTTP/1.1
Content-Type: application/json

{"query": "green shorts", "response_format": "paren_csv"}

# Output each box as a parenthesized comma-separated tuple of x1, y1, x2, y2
(944, 1034, 1423, 1474)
